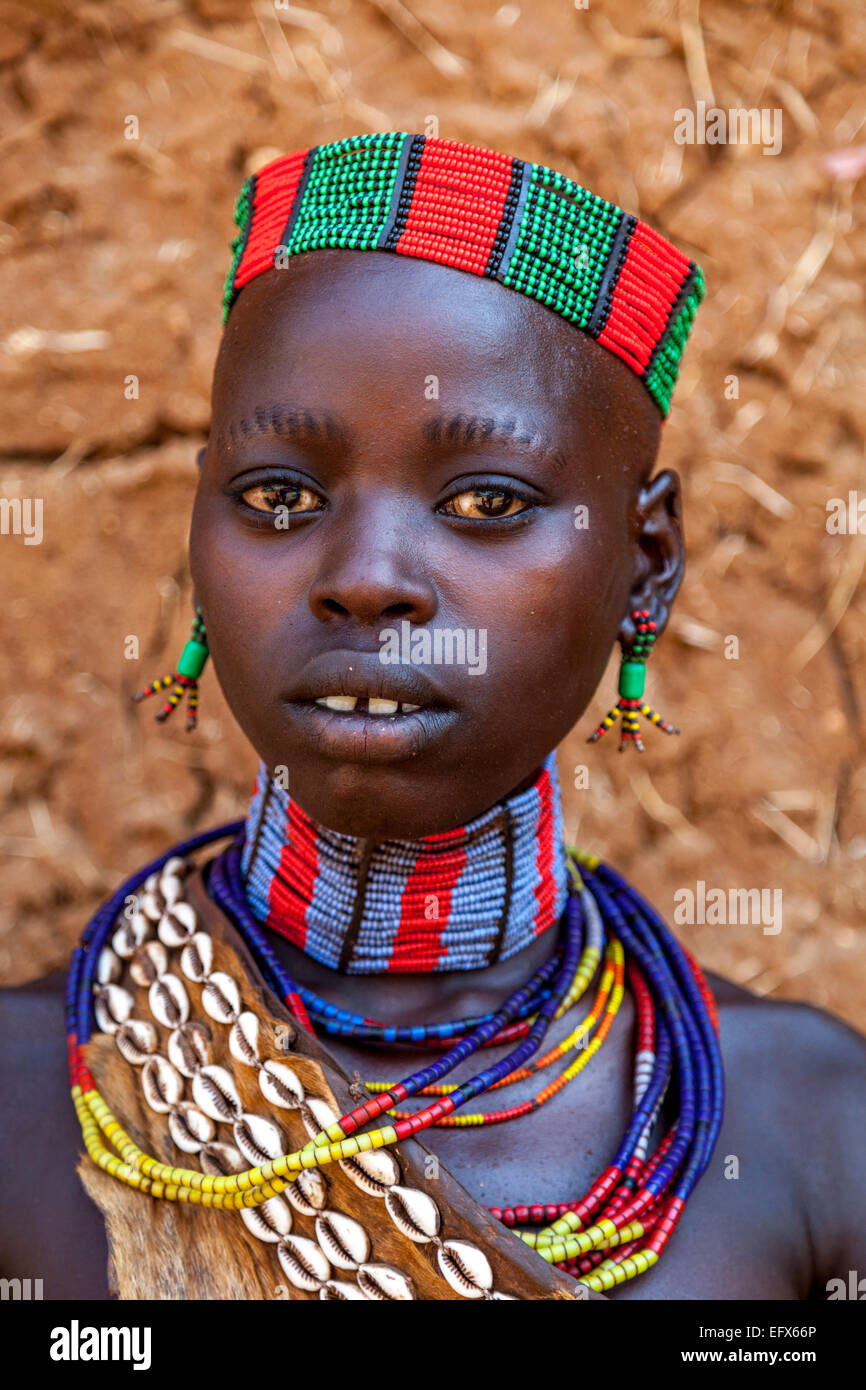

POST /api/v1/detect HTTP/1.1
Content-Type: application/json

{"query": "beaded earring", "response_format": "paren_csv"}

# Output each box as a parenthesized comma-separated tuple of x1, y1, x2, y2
(587, 608, 679, 753)
(132, 605, 209, 731)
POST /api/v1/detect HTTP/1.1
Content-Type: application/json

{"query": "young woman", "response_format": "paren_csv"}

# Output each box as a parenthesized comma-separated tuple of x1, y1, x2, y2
(5, 134, 865, 1301)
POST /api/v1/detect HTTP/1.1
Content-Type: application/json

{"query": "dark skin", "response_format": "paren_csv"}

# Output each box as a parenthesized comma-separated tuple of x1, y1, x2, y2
(3, 250, 865, 1300)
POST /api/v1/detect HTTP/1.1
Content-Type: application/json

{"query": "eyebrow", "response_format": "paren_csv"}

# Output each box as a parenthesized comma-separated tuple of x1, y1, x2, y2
(422, 412, 569, 474)
(221, 406, 347, 450)
(220, 406, 569, 474)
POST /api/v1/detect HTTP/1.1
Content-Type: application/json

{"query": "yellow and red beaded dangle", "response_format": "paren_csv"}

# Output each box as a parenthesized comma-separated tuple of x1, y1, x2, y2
(587, 609, 679, 753)
(132, 605, 209, 732)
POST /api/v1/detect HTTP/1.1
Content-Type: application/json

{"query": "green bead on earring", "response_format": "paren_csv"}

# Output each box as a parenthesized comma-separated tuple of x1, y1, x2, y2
(587, 608, 679, 753)
(132, 605, 209, 732)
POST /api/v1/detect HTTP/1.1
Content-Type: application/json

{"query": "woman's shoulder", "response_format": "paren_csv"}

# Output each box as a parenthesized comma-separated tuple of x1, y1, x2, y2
(706, 967, 866, 1277)
(706, 966, 865, 1058)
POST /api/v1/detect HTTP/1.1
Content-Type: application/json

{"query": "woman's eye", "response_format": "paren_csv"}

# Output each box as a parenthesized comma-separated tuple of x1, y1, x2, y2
(443, 488, 528, 520)
(240, 482, 322, 515)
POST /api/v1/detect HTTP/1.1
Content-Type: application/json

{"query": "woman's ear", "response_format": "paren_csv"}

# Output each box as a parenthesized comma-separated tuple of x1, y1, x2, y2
(621, 468, 685, 644)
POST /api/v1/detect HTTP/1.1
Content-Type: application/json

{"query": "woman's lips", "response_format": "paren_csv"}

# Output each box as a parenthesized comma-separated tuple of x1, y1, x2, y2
(281, 649, 459, 761)
(313, 694, 422, 715)
(284, 697, 458, 763)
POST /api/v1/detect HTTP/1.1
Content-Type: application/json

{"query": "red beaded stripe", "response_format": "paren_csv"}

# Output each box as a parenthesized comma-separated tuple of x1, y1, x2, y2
(598, 222, 692, 372)
(283, 989, 315, 1035)
(533, 765, 558, 936)
(266, 800, 319, 951)
(395, 139, 514, 275)
(234, 150, 309, 290)
(388, 826, 468, 972)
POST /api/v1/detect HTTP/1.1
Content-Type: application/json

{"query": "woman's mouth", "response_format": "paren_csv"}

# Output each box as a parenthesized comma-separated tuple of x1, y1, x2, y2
(283, 650, 460, 762)
(286, 697, 457, 763)
(313, 694, 422, 716)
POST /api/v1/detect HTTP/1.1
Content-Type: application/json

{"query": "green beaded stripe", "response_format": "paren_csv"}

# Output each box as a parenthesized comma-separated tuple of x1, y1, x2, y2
(283, 132, 407, 258)
(501, 165, 621, 330)
(222, 175, 255, 323)
(643, 268, 706, 415)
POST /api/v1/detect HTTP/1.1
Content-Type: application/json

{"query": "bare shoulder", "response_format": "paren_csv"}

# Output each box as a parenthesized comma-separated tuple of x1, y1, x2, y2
(705, 968, 866, 1283)
(705, 966, 865, 1061)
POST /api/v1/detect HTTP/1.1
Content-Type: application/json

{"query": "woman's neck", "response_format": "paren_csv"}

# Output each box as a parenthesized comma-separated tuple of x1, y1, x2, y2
(241, 753, 568, 975)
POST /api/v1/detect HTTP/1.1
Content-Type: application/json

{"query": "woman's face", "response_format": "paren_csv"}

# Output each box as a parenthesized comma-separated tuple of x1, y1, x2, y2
(191, 250, 679, 839)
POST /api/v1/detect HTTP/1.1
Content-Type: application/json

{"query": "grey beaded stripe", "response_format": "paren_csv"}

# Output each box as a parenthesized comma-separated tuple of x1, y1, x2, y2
(379, 133, 426, 252)
(276, 147, 316, 257)
(486, 158, 530, 279)
(586, 212, 637, 338)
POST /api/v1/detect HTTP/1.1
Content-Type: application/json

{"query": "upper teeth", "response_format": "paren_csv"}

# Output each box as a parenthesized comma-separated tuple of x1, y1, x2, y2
(315, 696, 421, 715)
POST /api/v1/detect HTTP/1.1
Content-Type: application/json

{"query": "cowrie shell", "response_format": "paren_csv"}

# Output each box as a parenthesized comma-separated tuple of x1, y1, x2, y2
(148, 973, 189, 1028)
(96, 946, 122, 985)
(339, 1148, 400, 1197)
(129, 939, 168, 988)
(115, 1018, 159, 1066)
(192, 1064, 242, 1122)
(228, 1011, 260, 1068)
(233, 1112, 285, 1166)
(258, 1060, 305, 1110)
(201, 971, 241, 1024)
(144, 872, 159, 894)
(180, 932, 213, 983)
(162, 855, 190, 879)
(285, 1167, 328, 1216)
(94, 984, 134, 1034)
(168, 1101, 215, 1153)
(167, 1020, 212, 1077)
(385, 1186, 441, 1244)
(315, 1211, 370, 1270)
(140, 890, 166, 924)
(157, 872, 183, 906)
(158, 902, 197, 948)
(490, 1291, 518, 1300)
(356, 1264, 416, 1301)
(141, 1055, 183, 1114)
(320, 1282, 369, 1301)
(199, 1141, 244, 1176)
(112, 912, 149, 959)
(240, 1194, 293, 1243)
(301, 1096, 339, 1140)
(277, 1235, 330, 1291)
(436, 1241, 493, 1299)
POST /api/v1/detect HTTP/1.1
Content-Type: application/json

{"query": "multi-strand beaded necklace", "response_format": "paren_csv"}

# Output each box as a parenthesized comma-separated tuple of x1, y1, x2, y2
(68, 757, 724, 1295)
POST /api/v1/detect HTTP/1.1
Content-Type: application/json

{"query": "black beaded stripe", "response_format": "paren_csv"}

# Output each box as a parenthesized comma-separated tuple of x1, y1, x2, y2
(642, 261, 698, 382)
(244, 775, 272, 890)
(339, 840, 375, 974)
(276, 146, 317, 258)
(486, 804, 516, 966)
(492, 160, 534, 285)
(586, 212, 637, 338)
(378, 133, 426, 251)
(485, 158, 527, 279)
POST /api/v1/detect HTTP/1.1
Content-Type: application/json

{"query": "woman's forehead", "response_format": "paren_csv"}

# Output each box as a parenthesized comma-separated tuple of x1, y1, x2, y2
(213, 250, 660, 455)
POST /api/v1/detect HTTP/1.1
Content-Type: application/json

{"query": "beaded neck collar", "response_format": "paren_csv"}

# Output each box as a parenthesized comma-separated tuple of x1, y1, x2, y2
(240, 755, 568, 975)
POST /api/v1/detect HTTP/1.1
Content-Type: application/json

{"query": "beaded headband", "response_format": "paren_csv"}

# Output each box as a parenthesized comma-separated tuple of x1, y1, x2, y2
(222, 132, 705, 416)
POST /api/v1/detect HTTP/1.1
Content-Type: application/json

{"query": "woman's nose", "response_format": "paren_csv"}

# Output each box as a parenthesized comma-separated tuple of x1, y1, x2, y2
(307, 509, 438, 628)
